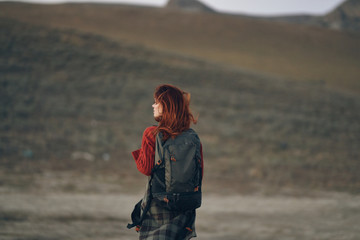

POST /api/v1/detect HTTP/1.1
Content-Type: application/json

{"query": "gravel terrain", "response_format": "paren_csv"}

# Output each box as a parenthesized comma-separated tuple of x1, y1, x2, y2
(1, 191, 359, 240)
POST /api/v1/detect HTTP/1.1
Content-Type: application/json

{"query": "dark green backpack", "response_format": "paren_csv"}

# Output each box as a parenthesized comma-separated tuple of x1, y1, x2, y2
(127, 128, 202, 230)
(151, 128, 202, 211)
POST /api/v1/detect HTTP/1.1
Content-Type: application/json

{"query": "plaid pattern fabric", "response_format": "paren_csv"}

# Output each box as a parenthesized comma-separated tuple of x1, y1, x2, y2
(139, 200, 197, 240)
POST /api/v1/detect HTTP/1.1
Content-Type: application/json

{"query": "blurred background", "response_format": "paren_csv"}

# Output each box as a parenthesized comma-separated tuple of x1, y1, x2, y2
(1, 0, 360, 239)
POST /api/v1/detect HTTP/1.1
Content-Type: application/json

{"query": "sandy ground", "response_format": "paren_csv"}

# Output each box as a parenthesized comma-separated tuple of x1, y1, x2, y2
(1, 190, 360, 240)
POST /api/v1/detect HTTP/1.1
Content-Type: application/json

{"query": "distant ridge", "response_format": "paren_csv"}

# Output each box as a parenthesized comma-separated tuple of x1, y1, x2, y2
(166, 0, 215, 13)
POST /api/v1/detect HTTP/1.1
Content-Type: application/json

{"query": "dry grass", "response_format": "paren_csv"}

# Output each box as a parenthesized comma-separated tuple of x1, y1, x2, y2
(1, 2, 360, 92)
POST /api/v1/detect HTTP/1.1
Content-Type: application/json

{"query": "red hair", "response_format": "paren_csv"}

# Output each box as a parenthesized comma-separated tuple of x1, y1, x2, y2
(154, 84, 197, 140)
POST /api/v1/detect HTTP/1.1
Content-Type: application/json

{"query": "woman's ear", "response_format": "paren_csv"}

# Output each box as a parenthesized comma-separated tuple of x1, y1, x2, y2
(183, 92, 191, 103)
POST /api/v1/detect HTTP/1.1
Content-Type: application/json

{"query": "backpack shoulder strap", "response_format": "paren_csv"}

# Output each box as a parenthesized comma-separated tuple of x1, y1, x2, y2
(151, 132, 164, 173)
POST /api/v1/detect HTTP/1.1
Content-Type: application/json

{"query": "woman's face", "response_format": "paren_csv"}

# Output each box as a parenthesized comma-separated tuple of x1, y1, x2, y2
(152, 99, 162, 118)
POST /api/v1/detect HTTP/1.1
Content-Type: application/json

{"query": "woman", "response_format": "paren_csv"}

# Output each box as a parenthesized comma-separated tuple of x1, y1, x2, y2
(131, 84, 204, 240)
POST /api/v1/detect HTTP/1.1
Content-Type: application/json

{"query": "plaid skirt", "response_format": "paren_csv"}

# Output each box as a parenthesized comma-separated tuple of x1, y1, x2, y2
(129, 178, 197, 240)
(139, 200, 197, 240)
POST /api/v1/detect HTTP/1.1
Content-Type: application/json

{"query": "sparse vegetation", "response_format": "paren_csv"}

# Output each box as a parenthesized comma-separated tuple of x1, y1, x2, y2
(1, 15, 359, 194)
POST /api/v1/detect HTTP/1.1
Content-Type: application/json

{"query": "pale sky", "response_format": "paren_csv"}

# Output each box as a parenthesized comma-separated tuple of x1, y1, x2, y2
(1, 0, 347, 16)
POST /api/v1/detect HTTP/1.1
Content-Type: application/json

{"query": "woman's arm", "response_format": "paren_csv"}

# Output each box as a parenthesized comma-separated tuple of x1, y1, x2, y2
(132, 126, 156, 176)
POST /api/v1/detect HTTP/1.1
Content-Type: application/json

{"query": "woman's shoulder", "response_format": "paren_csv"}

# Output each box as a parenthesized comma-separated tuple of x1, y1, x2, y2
(143, 126, 157, 139)
(144, 126, 156, 133)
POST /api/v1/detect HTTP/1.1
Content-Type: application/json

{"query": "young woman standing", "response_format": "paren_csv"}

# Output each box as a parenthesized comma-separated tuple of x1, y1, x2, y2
(131, 84, 204, 239)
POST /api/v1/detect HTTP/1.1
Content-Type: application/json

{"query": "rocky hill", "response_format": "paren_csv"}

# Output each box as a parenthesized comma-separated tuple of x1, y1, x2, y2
(262, 0, 360, 32)
(166, 0, 215, 13)
(321, 0, 360, 31)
